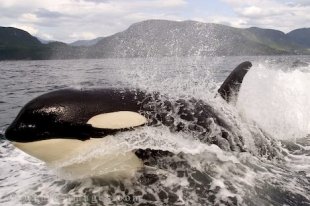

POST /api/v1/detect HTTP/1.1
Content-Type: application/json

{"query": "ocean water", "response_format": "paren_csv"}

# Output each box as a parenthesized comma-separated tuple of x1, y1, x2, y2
(0, 56, 310, 205)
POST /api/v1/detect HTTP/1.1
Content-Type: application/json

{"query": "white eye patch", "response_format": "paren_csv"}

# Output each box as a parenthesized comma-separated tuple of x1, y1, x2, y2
(87, 111, 147, 129)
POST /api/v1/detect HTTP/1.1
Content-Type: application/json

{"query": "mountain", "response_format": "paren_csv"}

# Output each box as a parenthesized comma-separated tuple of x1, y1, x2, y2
(42, 41, 85, 60)
(37, 37, 53, 44)
(0, 27, 41, 47)
(0, 27, 84, 60)
(244, 27, 299, 51)
(287, 28, 310, 48)
(70, 37, 104, 47)
(88, 20, 309, 58)
(0, 20, 309, 60)
(0, 27, 46, 60)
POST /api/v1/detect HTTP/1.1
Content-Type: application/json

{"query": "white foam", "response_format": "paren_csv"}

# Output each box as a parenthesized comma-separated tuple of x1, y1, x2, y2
(48, 126, 241, 180)
(237, 64, 310, 140)
(52, 126, 239, 167)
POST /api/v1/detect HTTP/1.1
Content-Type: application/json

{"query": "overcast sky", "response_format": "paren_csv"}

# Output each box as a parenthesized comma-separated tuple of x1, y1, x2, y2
(0, 0, 309, 43)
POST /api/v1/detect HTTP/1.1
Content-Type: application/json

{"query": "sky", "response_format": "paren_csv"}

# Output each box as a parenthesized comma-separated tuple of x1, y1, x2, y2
(0, 0, 309, 43)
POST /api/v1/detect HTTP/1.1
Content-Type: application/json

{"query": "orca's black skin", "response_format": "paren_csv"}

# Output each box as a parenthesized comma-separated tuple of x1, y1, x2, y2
(5, 61, 252, 152)
(5, 89, 150, 142)
(218, 61, 252, 102)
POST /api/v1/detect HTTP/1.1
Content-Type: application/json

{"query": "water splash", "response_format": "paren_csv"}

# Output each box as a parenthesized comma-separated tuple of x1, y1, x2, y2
(237, 63, 310, 140)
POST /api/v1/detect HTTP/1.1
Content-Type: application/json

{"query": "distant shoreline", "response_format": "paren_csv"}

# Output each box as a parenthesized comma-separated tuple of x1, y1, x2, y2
(1, 20, 309, 60)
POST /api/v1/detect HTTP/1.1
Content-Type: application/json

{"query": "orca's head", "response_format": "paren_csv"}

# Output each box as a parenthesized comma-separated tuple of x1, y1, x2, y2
(5, 89, 149, 142)
(5, 105, 147, 179)
(4, 89, 148, 164)
(5, 109, 148, 142)
(4, 104, 95, 143)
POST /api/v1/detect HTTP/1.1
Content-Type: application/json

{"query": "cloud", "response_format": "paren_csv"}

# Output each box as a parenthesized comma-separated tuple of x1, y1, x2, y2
(19, 13, 40, 23)
(221, 0, 310, 32)
(69, 32, 96, 40)
(205, 16, 249, 28)
(76, 0, 187, 9)
(0, 0, 308, 42)
(40, 33, 54, 40)
(9, 24, 38, 35)
(35, 8, 64, 18)
(0, 0, 188, 42)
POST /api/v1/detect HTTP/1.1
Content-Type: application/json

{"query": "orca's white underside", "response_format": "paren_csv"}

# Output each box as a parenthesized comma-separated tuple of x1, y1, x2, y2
(13, 138, 143, 179)
(12, 111, 148, 179)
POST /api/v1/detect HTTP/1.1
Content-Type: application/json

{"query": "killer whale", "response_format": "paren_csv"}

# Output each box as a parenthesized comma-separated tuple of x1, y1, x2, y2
(4, 61, 252, 178)
(218, 61, 252, 102)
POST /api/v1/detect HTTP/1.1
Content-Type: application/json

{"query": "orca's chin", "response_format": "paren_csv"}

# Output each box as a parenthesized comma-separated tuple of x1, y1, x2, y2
(13, 137, 143, 180)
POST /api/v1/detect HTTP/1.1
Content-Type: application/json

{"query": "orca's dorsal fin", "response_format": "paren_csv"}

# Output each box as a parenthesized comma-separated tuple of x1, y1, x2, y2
(218, 61, 252, 103)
